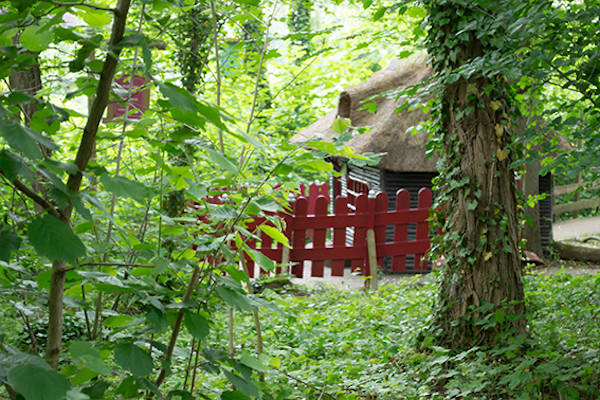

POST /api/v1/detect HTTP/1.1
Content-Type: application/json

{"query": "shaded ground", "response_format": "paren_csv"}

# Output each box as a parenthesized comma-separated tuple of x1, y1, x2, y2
(289, 259, 599, 289)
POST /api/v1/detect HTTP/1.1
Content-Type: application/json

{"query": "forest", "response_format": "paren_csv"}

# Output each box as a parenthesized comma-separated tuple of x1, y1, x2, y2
(0, 0, 599, 399)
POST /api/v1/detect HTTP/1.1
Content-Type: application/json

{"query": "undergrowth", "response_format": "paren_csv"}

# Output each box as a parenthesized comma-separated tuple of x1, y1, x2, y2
(196, 271, 600, 399)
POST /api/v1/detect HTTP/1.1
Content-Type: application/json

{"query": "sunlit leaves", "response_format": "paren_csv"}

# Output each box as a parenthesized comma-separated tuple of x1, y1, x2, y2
(20, 25, 53, 52)
(79, 8, 112, 27)
(259, 225, 290, 248)
(156, 81, 228, 130)
(331, 117, 350, 135)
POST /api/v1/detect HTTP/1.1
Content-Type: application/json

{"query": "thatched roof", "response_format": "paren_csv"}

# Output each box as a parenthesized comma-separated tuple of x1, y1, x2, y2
(291, 56, 436, 172)
(291, 55, 573, 173)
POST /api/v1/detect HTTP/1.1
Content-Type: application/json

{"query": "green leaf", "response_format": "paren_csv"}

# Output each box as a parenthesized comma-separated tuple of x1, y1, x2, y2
(259, 225, 290, 248)
(114, 343, 153, 377)
(221, 391, 250, 400)
(184, 311, 210, 339)
(0, 229, 21, 261)
(331, 117, 350, 135)
(495, 310, 506, 324)
(79, 9, 112, 27)
(406, 6, 426, 18)
(0, 118, 57, 160)
(360, 101, 377, 114)
(145, 306, 167, 332)
(246, 248, 275, 273)
(69, 341, 111, 375)
(156, 81, 197, 112)
(0, 150, 27, 181)
(304, 141, 338, 153)
(103, 314, 136, 328)
(239, 351, 267, 373)
(197, 101, 228, 131)
(168, 390, 195, 400)
(99, 174, 153, 204)
(231, 0, 259, 6)
(222, 369, 259, 398)
(216, 285, 252, 312)
(28, 215, 86, 264)
(8, 362, 71, 400)
(206, 149, 239, 175)
(373, 6, 387, 21)
(20, 25, 53, 52)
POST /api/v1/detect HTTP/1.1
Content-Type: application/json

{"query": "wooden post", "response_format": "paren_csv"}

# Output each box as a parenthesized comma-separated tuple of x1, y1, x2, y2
(281, 246, 290, 275)
(366, 228, 378, 290)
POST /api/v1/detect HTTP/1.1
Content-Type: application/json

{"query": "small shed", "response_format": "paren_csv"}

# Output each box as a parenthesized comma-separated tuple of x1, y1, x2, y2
(291, 57, 564, 257)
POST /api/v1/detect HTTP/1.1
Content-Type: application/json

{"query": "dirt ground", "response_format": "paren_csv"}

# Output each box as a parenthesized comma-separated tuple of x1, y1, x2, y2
(289, 256, 599, 290)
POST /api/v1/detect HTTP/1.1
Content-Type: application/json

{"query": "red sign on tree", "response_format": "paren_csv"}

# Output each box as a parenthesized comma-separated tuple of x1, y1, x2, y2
(106, 75, 149, 121)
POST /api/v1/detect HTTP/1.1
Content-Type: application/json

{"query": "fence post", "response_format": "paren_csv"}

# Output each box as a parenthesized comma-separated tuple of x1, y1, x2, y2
(366, 229, 378, 290)
(281, 247, 290, 275)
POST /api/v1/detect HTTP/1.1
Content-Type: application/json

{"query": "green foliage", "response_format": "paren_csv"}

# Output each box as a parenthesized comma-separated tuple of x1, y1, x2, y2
(1, 0, 599, 398)
(27, 215, 86, 264)
(8, 361, 71, 400)
(114, 342, 154, 377)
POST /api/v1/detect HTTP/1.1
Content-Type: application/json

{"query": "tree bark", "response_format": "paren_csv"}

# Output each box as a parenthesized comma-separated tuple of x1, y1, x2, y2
(425, 2, 526, 348)
(8, 57, 42, 126)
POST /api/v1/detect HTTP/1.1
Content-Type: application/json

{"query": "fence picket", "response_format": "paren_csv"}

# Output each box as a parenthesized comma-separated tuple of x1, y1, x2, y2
(332, 197, 348, 276)
(393, 190, 410, 272)
(353, 194, 369, 276)
(311, 196, 329, 277)
(291, 197, 308, 278)
(415, 188, 433, 269)
(375, 192, 388, 269)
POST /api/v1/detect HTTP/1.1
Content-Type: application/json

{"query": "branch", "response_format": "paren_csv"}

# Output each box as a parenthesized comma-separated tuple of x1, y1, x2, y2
(76, 262, 155, 268)
(43, 0, 117, 13)
(65, 0, 131, 201)
(544, 59, 599, 109)
(1, 174, 64, 220)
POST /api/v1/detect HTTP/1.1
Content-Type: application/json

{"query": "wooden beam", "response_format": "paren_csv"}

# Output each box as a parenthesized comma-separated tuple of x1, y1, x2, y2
(554, 198, 600, 215)
(554, 180, 600, 196)
(555, 240, 600, 262)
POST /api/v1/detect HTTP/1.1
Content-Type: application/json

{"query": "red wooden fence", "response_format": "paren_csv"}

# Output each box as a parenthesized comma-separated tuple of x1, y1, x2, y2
(240, 188, 433, 278)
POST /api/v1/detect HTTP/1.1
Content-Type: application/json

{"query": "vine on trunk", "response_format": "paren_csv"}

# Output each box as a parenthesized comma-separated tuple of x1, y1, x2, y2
(422, 0, 528, 348)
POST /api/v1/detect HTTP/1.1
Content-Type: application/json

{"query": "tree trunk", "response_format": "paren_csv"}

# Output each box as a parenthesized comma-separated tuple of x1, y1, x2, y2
(8, 59, 42, 126)
(425, 2, 527, 348)
(44, 0, 132, 369)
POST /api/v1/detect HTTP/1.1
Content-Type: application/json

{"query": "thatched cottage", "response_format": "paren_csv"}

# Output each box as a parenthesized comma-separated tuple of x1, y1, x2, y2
(291, 57, 564, 256)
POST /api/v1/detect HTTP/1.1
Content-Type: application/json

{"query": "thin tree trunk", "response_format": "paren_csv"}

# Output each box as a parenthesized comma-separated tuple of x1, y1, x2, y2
(426, 2, 526, 347)
(44, 0, 131, 369)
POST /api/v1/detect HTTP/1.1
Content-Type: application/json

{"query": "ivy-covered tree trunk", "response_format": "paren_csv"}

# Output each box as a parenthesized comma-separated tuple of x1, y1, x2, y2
(425, 1, 527, 347)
